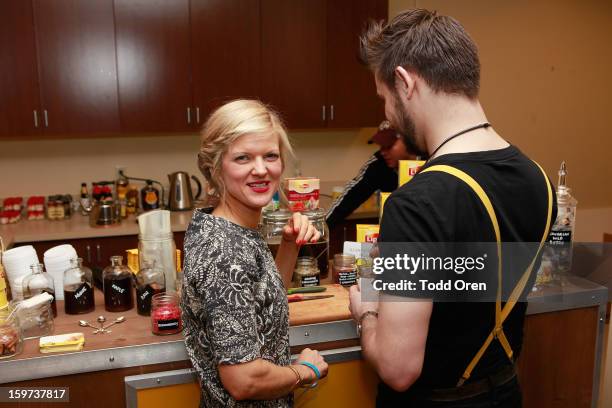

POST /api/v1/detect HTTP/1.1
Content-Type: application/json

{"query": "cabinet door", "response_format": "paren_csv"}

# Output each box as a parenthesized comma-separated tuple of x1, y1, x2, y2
(33, 0, 120, 134)
(191, 0, 261, 122)
(261, 0, 327, 129)
(326, 0, 387, 128)
(0, 0, 42, 138)
(115, 0, 193, 132)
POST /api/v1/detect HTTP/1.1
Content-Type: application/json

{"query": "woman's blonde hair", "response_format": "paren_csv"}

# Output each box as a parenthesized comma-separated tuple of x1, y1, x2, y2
(197, 99, 293, 201)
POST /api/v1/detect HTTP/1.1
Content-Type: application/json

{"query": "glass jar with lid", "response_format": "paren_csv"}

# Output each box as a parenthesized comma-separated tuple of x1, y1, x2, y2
(63, 258, 95, 315)
(102, 256, 134, 312)
(135, 260, 166, 316)
(333, 253, 358, 286)
(0, 306, 23, 359)
(151, 292, 182, 335)
(22, 263, 57, 317)
(261, 208, 330, 278)
(293, 256, 321, 287)
(10, 297, 54, 339)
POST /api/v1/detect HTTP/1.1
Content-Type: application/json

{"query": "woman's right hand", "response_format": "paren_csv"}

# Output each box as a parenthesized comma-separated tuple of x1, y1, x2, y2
(294, 348, 328, 385)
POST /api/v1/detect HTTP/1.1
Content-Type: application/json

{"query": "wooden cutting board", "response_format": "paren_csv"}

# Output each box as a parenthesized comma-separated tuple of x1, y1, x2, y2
(289, 284, 352, 326)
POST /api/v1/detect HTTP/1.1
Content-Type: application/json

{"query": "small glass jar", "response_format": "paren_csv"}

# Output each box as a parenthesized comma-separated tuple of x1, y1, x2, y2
(10, 298, 54, 339)
(102, 256, 134, 312)
(333, 253, 358, 286)
(293, 257, 321, 287)
(0, 307, 23, 359)
(260, 209, 293, 258)
(63, 258, 95, 315)
(151, 293, 182, 335)
(22, 263, 57, 317)
(135, 261, 166, 316)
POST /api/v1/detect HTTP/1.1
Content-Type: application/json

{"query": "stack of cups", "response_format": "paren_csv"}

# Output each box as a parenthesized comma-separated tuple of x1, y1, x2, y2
(2, 246, 40, 300)
(43, 245, 77, 301)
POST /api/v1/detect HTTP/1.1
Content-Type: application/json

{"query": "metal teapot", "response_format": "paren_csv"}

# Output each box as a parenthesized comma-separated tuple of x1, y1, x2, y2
(168, 172, 202, 211)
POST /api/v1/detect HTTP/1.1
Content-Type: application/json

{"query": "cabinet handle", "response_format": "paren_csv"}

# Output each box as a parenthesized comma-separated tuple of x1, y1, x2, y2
(196, 107, 200, 124)
(85, 245, 92, 263)
(96, 244, 101, 263)
(322, 105, 326, 121)
(43, 110, 49, 127)
(33, 110, 39, 128)
(330, 105, 334, 121)
(186, 107, 191, 124)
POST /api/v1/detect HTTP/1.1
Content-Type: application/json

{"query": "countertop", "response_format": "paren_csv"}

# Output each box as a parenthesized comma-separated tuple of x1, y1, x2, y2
(0, 211, 194, 246)
(0, 277, 607, 384)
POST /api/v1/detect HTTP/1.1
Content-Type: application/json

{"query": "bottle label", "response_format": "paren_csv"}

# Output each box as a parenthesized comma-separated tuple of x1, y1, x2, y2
(145, 191, 158, 205)
(301, 275, 320, 287)
(74, 283, 88, 300)
(338, 270, 357, 286)
(548, 230, 572, 244)
(112, 283, 126, 294)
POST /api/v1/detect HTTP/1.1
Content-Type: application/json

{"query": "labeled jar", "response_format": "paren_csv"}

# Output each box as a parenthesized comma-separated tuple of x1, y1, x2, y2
(333, 254, 357, 286)
(293, 257, 320, 287)
(0, 307, 23, 359)
(102, 256, 134, 312)
(151, 293, 182, 335)
(135, 261, 166, 316)
(22, 263, 57, 317)
(63, 258, 95, 315)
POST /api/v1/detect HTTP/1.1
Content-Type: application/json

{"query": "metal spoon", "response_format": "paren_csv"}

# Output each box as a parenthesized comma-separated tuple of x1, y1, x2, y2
(96, 315, 106, 330)
(78, 320, 99, 330)
(101, 316, 126, 331)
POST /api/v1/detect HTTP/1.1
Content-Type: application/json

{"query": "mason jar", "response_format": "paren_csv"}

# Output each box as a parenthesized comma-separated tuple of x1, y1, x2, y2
(299, 209, 330, 279)
(151, 293, 182, 336)
(333, 253, 358, 286)
(293, 256, 321, 288)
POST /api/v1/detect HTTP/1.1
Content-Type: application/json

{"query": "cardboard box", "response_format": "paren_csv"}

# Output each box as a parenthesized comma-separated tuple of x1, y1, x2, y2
(398, 160, 426, 186)
(284, 177, 320, 212)
(356, 224, 380, 243)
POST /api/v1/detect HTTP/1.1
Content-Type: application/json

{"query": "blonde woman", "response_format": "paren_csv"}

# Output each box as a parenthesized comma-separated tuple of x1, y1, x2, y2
(181, 100, 328, 407)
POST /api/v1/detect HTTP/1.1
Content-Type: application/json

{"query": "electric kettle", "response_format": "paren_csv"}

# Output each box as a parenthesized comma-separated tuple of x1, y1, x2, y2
(168, 172, 202, 211)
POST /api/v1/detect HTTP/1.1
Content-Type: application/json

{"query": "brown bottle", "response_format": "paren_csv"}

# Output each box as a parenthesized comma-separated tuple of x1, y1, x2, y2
(126, 186, 139, 215)
(102, 256, 134, 312)
(140, 180, 160, 212)
(64, 258, 95, 315)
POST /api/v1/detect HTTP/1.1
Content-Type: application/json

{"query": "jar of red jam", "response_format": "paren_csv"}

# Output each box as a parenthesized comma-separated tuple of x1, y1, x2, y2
(150, 293, 182, 335)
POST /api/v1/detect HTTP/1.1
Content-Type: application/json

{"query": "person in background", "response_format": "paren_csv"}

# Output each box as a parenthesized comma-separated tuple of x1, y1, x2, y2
(325, 120, 418, 229)
(349, 9, 555, 407)
(181, 99, 328, 408)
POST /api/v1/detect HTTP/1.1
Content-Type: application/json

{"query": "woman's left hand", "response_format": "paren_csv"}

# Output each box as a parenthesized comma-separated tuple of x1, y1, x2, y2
(282, 212, 321, 246)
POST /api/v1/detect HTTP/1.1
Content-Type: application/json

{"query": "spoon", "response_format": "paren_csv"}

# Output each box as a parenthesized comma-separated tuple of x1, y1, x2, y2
(79, 320, 104, 334)
(96, 315, 106, 330)
(101, 316, 126, 331)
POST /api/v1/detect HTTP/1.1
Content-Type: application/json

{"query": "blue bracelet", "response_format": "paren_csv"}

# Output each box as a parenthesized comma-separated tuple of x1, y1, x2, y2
(298, 361, 321, 379)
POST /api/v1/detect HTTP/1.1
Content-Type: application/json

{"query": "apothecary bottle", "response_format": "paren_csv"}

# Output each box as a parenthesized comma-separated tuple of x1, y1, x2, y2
(63, 258, 95, 315)
(102, 256, 134, 312)
(22, 263, 57, 317)
(151, 293, 182, 335)
(135, 261, 166, 316)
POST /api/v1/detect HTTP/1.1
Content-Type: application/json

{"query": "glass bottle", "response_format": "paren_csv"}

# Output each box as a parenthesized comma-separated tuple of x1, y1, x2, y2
(22, 263, 57, 317)
(0, 307, 23, 359)
(151, 293, 182, 335)
(292, 257, 320, 288)
(333, 253, 358, 286)
(126, 186, 139, 215)
(140, 180, 160, 211)
(102, 256, 134, 312)
(63, 258, 95, 315)
(135, 261, 166, 316)
(536, 161, 578, 286)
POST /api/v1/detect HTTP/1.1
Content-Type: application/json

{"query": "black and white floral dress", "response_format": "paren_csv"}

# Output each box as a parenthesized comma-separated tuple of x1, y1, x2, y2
(181, 209, 291, 408)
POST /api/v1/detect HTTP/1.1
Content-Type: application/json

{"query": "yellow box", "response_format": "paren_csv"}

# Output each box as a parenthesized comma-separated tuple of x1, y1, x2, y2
(356, 224, 380, 243)
(398, 160, 426, 186)
(379, 192, 392, 220)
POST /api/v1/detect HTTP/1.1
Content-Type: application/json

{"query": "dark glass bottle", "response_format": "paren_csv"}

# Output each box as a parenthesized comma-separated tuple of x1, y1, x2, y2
(102, 256, 134, 312)
(63, 258, 95, 315)
(135, 261, 166, 316)
(140, 180, 160, 211)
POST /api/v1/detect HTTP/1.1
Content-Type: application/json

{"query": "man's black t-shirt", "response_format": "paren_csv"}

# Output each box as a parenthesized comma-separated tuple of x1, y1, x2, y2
(378, 145, 556, 395)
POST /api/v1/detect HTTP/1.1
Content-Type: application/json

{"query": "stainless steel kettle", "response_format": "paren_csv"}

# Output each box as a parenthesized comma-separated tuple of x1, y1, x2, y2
(168, 171, 202, 211)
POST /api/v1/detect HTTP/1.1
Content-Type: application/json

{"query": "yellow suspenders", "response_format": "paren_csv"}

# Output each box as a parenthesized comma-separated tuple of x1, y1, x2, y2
(420, 163, 553, 387)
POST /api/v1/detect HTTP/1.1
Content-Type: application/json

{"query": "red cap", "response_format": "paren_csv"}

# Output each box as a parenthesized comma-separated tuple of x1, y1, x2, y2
(368, 120, 398, 148)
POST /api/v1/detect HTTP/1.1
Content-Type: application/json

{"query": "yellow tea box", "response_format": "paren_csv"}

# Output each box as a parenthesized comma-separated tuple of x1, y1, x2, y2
(356, 224, 380, 243)
(398, 160, 426, 186)
(379, 192, 392, 220)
